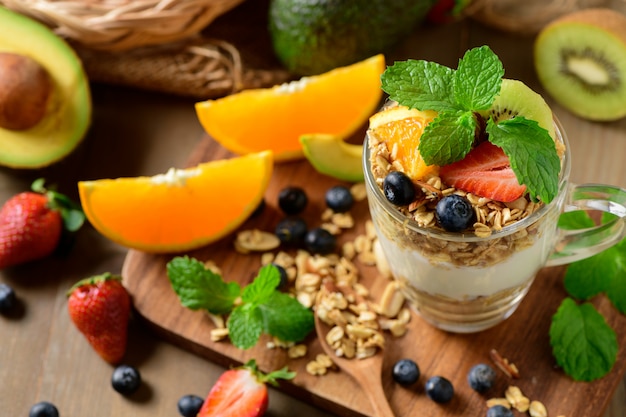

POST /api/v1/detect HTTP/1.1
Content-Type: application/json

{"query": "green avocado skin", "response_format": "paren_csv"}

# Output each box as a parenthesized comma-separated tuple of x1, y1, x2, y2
(269, 0, 436, 76)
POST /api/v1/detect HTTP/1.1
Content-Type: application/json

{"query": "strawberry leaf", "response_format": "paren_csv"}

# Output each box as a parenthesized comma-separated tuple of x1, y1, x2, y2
(550, 298, 618, 381)
(454, 45, 504, 110)
(486, 116, 560, 203)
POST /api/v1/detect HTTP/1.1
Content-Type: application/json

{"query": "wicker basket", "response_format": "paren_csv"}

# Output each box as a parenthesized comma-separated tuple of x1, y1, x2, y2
(0, 0, 246, 51)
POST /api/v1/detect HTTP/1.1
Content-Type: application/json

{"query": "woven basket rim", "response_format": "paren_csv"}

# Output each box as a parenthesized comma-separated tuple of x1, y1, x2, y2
(0, 0, 246, 50)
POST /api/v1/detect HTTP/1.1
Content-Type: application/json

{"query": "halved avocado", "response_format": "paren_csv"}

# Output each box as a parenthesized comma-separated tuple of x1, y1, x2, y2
(300, 133, 364, 182)
(0, 7, 91, 169)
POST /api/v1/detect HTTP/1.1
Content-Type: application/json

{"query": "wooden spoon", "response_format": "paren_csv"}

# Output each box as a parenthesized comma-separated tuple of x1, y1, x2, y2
(314, 282, 395, 417)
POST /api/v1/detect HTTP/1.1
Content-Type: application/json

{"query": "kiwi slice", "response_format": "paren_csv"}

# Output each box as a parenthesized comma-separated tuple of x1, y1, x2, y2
(482, 78, 556, 139)
(534, 8, 626, 121)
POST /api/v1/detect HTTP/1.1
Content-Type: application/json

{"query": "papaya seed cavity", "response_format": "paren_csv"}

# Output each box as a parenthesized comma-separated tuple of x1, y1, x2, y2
(0, 52, 52, 130)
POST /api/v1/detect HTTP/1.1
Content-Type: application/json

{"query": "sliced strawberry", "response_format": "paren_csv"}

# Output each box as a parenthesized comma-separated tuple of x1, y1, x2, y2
(440, 141, 526, 202)
(198, 360, 294, 417)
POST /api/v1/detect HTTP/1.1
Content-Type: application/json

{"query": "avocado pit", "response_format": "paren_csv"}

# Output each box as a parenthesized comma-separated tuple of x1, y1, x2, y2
(0, 52, 52, 130)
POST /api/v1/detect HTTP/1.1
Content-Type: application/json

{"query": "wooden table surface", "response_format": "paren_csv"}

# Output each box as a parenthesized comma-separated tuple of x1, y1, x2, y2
(1, 10, 626, 417)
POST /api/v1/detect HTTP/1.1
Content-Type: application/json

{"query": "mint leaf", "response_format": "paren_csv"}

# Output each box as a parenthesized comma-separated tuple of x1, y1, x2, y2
(241, 264, 280, 305)
(228, 303, 264, 349)
(259, 292, 314, 342)
(381, 60, 459, 112)
(486, 116, 560, 203)
(550, 298, 618, 381)
(419, 110, 477, 165)
(454, 45, 504, 110)
(167, 256, 240, 314)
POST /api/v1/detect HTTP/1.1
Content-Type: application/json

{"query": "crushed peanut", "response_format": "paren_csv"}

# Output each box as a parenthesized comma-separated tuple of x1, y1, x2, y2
(505, 386, 530, 413)
(529, 400, 548, 417)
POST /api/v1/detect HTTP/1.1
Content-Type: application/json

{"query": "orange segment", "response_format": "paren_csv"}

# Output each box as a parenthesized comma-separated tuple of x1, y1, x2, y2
(195, 54, 386, 161)
(368, 105, 439, 181)
(78, 151, 273, 253)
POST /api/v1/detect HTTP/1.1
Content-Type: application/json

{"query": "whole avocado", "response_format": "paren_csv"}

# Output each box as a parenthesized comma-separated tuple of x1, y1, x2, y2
(269, 0, 437, 75)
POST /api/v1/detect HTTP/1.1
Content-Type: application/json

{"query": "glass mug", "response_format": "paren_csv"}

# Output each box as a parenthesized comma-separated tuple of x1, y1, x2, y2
(364, 118, 626, 333)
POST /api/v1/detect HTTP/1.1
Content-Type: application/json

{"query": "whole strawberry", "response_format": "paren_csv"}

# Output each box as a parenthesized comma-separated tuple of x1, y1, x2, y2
(0, 178, 84, 269)
(198, 360, 294, 417)
(67, 273, 131, 364)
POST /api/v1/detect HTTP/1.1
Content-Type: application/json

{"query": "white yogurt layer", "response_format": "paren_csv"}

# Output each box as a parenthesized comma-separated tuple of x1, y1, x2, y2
(376, 226, 557, 300)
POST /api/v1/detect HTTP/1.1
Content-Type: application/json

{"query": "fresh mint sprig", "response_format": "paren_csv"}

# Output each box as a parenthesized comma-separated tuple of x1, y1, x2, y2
(550, 211, 625, 381)
(167, 256, 314, 350)
(381, 45, 560, 203)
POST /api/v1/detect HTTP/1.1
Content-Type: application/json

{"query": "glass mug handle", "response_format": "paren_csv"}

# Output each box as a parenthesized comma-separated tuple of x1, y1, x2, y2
(547, 184, 626, 267)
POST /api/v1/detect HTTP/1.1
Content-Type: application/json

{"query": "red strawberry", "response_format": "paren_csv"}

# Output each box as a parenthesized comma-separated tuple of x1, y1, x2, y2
(0, 178, 84, 269)
(67, 273, 131, 364)
(198, 360, 294, 417)
(439, 141, 526, 202)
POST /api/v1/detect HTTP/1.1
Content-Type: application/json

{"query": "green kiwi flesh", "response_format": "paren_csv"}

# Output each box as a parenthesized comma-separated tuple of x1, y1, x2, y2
(534, 8, 626, 121)
(482, 78, 556, 139)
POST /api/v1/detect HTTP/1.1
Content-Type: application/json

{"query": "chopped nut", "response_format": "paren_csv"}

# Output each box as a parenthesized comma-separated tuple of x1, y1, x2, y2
(505, 386, 530, 412)
(287, 344, 307, 359)
(235, 229, 280, 252)
(210, 327, 229, 342)
(377, 281, 405, 318)
(529, 400, 548, 417)
(486, 398, 511, 409)
(490, 349, 521, 378)
(306, 360, 328, 376)
(315, 353, 334, 368)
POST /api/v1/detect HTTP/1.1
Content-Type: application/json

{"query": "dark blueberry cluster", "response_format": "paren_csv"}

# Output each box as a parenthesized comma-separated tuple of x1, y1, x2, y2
(274, 186, 345, 255)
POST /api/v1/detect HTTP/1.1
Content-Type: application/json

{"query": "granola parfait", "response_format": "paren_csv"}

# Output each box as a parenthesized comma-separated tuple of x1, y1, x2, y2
(364, 46, 568, 332)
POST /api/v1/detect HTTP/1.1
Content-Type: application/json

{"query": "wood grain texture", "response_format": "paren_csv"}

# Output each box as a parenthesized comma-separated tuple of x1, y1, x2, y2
(122, 134, 626, 417)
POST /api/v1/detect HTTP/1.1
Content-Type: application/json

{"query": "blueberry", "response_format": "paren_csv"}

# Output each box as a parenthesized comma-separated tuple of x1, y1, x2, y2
(467, 363, 496, 393)
(111, 364, 141, 395)
(383, 171, 415, 206)
(0, 283, 16, 313)
(272, 263, 289, 290)
(435, 194, 475, 232)
(177, 394, 204, 417)
(29, 401, 59, 417)
(278, 186, 308, 215)
(392, 358, 420, 385)
(486, 404, 514, 417)
(325, 185, 354, 213)
(424, 376, 454, 403)
(304, 227, 336, 255)
(275, 217, 308, 246)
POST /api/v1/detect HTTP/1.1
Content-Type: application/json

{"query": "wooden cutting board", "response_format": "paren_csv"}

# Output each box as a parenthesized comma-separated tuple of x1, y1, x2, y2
(121, 133, 626, 417)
